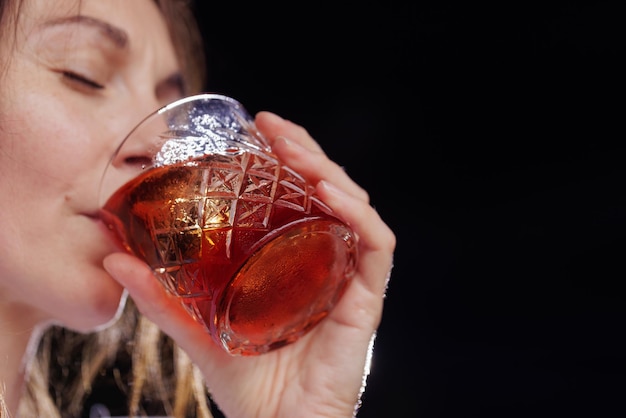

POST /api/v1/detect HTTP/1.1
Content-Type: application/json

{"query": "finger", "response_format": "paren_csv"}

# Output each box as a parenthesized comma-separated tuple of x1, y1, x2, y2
(255, 111, 324, 153)
(102, 253, 224, 360)
(273, 135, 370, 203)
(316, 180, 396, 299)
(254, 111, 370, 203)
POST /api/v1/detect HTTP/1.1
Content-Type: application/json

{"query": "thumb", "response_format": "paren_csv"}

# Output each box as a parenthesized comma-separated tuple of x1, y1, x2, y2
(102, 252, 218, 354)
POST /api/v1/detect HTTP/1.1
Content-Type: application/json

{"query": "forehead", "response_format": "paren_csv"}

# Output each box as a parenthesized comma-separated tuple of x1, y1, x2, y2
(12, 0, 172, 50)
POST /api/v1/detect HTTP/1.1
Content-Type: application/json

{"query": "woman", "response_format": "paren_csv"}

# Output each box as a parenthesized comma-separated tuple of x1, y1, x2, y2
(0, 0, 396, 417)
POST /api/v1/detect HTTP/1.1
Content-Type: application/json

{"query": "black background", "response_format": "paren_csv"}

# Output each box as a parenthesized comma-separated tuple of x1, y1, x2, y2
(194, 2, 626, 417)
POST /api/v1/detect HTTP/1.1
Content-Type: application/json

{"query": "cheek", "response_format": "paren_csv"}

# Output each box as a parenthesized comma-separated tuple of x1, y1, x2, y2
(0, 93, 93, 192)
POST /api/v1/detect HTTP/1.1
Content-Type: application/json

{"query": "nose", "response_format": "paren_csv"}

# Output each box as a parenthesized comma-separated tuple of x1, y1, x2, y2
(99, 99, 170, 206)
(112, 110, 168, 168)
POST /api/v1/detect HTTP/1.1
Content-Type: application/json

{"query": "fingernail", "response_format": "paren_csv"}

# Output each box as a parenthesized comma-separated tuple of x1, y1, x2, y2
(274, 135, 305, 150)
(319, 180, 346, 196)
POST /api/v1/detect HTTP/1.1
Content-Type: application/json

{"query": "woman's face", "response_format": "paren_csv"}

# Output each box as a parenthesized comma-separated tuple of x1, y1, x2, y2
(0, 0, 184, 331)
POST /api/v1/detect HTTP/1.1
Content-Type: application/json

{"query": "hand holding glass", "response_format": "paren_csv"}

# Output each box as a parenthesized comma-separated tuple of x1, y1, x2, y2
(99, 94, 358, 356)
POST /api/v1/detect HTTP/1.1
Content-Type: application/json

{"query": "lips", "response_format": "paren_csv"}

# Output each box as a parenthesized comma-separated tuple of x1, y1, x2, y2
(81, 211, 116, 244)
(83, 211, 101, 220)
(88, 210, 131, 256)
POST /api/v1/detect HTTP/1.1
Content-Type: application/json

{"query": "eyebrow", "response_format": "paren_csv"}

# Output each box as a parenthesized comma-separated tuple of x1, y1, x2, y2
(39, 14, 186, 96)
(42, 15, 128, 49)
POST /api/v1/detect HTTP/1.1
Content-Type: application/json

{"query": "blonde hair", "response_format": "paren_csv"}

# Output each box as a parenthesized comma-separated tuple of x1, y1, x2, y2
(0, 386, 8, 417)
(0, 0, 211, 416)
(19, 301, 213, 417)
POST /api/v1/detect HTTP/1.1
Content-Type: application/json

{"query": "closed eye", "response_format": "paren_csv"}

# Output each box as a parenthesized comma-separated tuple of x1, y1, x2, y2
(61, 71, 104, 89)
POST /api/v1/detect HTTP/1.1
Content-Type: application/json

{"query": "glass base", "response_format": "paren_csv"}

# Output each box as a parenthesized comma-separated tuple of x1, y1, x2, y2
(216, 220, 357, 355)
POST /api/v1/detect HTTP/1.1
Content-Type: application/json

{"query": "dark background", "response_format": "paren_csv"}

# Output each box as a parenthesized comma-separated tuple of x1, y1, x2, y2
(194, 2, 626, 417)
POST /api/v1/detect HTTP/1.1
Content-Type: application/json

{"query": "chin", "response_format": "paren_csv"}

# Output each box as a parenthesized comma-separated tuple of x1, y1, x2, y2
(90, 289, 130, 332)
(63, 280, 128, 333)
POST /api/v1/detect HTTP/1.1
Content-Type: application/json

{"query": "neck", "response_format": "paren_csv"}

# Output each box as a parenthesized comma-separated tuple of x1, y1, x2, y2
(0, 301, 46, 416)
